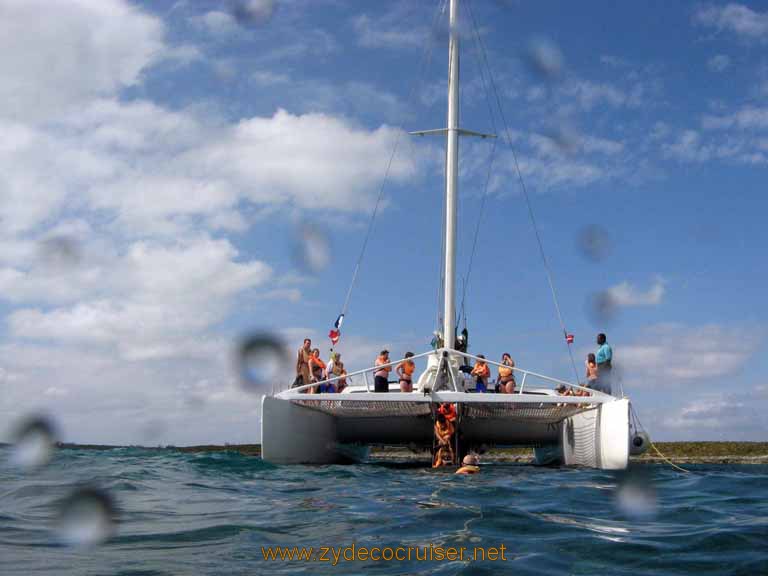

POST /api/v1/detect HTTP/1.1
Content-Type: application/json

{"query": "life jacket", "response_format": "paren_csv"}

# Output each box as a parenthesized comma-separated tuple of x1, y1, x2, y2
(473, 363, 490, 378)
(438, 403, 457, 422)
(375, 356, 391, 377)
(455, 465, 480, 475)
(311, 357, 326, 372)
(401, 360, 415, 377)
(330, 361, 344, 376)
(498, 365, 513, 379)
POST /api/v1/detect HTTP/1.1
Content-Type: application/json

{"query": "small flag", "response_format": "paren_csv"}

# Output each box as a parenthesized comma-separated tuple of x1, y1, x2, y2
(334, 314, 344, 330)
(329, 328, 340, 345)
(566, 334, 574, 344)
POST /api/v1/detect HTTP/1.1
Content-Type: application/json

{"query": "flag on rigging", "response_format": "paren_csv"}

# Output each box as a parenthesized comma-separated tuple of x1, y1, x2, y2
(328, 314, 344, 345)
(566, 333, 574, 344)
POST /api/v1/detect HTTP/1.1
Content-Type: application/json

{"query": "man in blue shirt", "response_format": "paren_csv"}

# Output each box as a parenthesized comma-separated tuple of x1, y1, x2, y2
(594, 333, 613, 395)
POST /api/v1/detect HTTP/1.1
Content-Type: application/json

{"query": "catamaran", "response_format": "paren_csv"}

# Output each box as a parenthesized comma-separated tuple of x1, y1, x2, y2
(261, 0, 640, 470)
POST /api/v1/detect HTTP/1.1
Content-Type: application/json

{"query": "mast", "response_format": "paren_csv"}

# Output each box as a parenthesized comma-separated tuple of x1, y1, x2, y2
(443, 0, 459, 350)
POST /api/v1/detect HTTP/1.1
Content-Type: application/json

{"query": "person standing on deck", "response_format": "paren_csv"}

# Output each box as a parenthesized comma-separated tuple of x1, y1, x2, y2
(396, 352, 416, 392)
(374, 350, 391, 393)
(295, 338, 312, 392)
(594, 333, 613, 395)
(327, 352, 348, 392)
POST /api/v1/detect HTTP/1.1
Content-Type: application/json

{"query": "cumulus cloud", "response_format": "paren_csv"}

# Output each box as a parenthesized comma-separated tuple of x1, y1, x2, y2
(0, 0, 166, 122)
(664, 391, 768, 438)
(0, 0, 429, 445)
(607, 278, 665, 307)
(8, 236, 272, 360)
(694, 3, 768, 42)
(619, 323, 759, 383)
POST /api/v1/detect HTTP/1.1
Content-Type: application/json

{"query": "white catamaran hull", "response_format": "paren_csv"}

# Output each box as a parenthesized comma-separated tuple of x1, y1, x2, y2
(261, 394, 630, 469)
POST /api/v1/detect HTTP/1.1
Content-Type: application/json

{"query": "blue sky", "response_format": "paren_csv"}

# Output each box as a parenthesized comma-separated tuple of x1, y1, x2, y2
(1, 0, 766, 444)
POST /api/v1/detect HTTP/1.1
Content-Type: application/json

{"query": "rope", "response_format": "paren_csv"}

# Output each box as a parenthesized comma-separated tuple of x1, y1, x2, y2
(339, 0, 448, 321)
(465, 0, 581, 385)
(630, 404, 690, 473)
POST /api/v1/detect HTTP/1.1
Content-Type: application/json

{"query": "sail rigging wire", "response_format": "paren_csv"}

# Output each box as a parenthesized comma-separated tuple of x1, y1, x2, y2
(465, 0, 581, 384)
(338, 0, 449, 324)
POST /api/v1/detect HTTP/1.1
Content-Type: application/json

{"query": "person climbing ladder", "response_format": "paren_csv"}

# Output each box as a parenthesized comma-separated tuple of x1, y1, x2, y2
(433, 412, 455, 468)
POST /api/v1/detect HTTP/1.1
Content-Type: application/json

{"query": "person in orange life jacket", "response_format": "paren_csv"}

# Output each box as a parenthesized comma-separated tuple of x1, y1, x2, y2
(438, 402, 457, 422)
(470, 354, 490, 392)
(374, 350, 391, 392)
(396, 351, 416, 392)
(497, 353, 516, 393)
(308, 348, 326, 393)
(433, 412, 455, 468)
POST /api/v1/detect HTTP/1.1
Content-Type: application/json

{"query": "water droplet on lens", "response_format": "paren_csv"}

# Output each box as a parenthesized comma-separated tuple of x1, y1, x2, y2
(9, 416, 58, 471)
(547, 123, 580, 155)
(293, 222, 330, 274)
(587, 290, 618, 326)
(237, 334, 291, 393)
(577, 224, 611, 262)
(38, 235, 81, 269)
(57, 487, 118, 547)
(615, 470, 657, 520)
(231, 0, 275, 26)
(525, 37, 563, 80)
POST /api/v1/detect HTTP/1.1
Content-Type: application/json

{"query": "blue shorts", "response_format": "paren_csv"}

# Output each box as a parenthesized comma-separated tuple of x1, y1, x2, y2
(475, 380, 487, 393)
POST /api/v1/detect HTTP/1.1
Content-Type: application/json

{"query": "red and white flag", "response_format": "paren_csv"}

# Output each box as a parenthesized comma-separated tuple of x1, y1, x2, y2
(566, 333, 574, 344)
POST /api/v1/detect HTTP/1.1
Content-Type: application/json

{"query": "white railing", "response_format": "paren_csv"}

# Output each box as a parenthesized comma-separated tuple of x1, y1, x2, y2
(284, 349, 436, 395)
(456, 350, 607, 398)
(277, 348, 612, 400)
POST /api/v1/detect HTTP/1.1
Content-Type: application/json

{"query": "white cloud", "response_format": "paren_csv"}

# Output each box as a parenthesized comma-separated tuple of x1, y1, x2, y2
(7, 236, 271, 360)
(694, 3, 768, 42)
(192, 10, 240, 37)
(664, 392, 767, 437)
(702, 105, 768, 130)
(0, 0, 166, 122)
(707, 54, 731, 72)
(607, 278, 665, 307)
(619, 323, 759, 383)
(352, 13, 426, 49)
(561, 79, 633, 111)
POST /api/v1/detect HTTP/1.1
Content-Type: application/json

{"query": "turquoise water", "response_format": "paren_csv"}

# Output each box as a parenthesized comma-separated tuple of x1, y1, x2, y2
(1, 447, 766, 575)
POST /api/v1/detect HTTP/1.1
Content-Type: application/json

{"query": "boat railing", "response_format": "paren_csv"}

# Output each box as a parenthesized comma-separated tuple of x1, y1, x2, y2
(456, 350, 606, 398)
(283, 349, 437, 396)
(278, 348, 610, 400)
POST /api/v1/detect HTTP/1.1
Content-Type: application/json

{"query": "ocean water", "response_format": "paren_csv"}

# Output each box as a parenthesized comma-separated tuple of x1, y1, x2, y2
(1, 447, 766, 575)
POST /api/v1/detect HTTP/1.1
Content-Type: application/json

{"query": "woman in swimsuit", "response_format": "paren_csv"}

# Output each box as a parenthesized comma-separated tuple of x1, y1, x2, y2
(497, 353, 516, 394)
(396, 351, 416, 392)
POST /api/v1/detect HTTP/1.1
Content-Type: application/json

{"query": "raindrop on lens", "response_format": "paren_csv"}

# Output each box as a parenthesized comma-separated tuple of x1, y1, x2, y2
(587, 290, 618, 326)
(230, 0, 275, 26)
(525, 37, 563, 80)
(615, 470, 657, 520)
(237, 334, 290, 393)
(577, 224, 612, 262)
(57, 487, 118, 547)
(38, 235, 81, 269)
(293, 222, 330, 274)
(9, 416, 58, 471)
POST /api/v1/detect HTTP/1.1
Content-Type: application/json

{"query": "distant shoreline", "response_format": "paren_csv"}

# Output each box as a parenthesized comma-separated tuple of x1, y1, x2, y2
(3, 441, 763, 464)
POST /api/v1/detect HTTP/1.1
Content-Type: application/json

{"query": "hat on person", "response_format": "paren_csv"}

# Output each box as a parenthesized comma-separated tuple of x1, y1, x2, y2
(462, 454, 479, 466)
